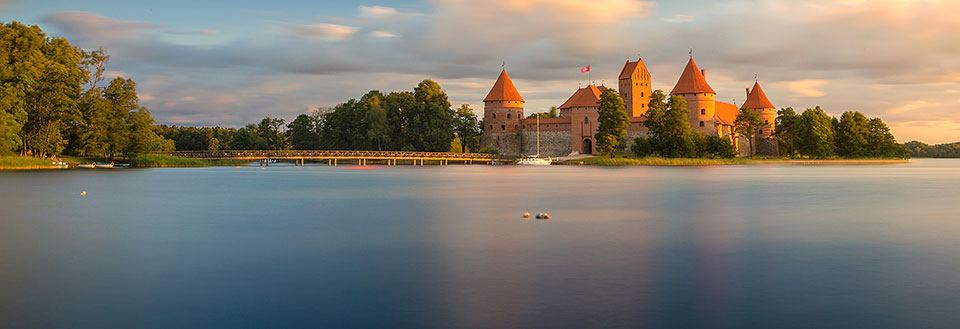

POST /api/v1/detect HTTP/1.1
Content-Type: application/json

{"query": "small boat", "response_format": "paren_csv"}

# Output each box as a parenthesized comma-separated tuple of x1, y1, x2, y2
(95, 163, 114, 169)
(517, 156, 553, 166)
(517, 116, 553, 166)
(78, 163, 96, 169)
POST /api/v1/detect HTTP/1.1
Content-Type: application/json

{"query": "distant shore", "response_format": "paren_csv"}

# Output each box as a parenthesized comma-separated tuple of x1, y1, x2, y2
(560, 156, 910, 167)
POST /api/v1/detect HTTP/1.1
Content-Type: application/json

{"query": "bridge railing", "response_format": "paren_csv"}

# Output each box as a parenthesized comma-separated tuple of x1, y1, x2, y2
(158, 150, 502, 160)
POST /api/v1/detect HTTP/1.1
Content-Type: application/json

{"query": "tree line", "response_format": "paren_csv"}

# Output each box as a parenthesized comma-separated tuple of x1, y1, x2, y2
(161, 80, 483, 153)
(1, 21, 165, 159)
(775, 107, 907, 158)
(902, 141, 960, 158)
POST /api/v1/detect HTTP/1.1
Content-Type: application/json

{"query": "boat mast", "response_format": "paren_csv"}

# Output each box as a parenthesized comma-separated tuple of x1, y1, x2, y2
(536, 115, 541, 157)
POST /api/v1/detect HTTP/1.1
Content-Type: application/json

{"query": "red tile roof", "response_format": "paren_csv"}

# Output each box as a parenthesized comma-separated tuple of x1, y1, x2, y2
(715, 101, 740, 126)
(558, 85, 607, 109)
(484, 69, 525, 102)
(671, 58, 715, 95)
(741, 81, 775, 110)
(619, 58, 650, 80)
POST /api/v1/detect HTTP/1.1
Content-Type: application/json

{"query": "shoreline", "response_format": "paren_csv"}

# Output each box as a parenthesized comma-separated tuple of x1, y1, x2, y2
(558, 157, 910, 167)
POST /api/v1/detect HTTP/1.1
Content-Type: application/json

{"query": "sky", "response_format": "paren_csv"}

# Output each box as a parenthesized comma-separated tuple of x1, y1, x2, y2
(2, 0, 959, 143)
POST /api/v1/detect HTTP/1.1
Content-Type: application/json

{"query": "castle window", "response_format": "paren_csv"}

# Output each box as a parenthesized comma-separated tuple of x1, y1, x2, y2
(489, 125, 493, 129)
(507, 113, 511, 119)
(515, 125, 518, 129)
(765, 120, 770, 124)
(701, 109, 706, 115)
(641, 92, 644, 97)
(501, 125, 505, 131)
(493, 113, 497, 119)
(759, 129, 763, 134)
(699, 121, 705, 127)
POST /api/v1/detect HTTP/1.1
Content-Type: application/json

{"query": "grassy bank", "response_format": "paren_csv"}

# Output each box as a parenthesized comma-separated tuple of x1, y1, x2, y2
(130, 154, 249, 168)
(562, 156, 909, 167)
(564, 156, 750, 166)
(0, 156, 61, 170)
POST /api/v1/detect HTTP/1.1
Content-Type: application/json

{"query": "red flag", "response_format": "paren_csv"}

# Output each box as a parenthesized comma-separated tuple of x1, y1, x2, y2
(580, 66, 591, 73)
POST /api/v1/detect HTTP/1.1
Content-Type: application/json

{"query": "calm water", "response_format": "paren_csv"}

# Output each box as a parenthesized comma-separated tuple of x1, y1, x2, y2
(2, 159, 960, 328)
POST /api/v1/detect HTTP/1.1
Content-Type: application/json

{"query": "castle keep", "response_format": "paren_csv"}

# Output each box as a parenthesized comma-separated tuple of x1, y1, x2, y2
(480, 56, 778, 156)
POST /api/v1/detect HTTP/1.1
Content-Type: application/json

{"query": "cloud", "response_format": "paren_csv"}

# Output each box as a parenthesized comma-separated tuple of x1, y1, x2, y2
(785, 80, 827, 97)
(292, 23, 357, 40)
(43, 11, 156, 43)
(663, 14, 694, 23)
(165, 29, 220, 36)
(370, 30, 399, 38)
(359, 5, 401, 19)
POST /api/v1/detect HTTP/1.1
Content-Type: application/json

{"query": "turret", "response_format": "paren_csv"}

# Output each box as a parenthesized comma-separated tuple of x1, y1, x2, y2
(618, 57, 653, 118)
(742, 80, 777, 137)
(671, 57, 717, 134)
(483, 68, 525, 134)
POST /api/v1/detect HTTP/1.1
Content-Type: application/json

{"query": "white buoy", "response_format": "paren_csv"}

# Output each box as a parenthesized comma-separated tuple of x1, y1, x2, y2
(522, 212, 531, 219)
(80, 191, 87, 197)
(536, 213, 551, 220)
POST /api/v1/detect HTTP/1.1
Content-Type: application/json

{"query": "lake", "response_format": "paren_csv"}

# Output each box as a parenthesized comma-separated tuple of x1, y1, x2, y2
(2, 159, 959, 328)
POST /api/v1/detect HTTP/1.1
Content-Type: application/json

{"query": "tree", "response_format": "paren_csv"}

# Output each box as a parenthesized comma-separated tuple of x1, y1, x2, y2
(407, 80, 455, 152)
(454, 104, 481, 153)
(735, 108, 763, 157)
(595, 89, 630, 157)
(257, 117, 289, 150)
(230, 124, 266, 150)
(288, 114, 319, 150)
(632, 136, 654, 157)
(364, 92, 390, 150)
(775, 107, 800, 158)
(795, 107, 836, 158)
(0, 22, 46, 155)
(835, 111, 870, 158)
(704, 135, 736, 158)
(650, 95, 696, 158)
(528, 106, 559, 119)
(865, 117, 906, 158)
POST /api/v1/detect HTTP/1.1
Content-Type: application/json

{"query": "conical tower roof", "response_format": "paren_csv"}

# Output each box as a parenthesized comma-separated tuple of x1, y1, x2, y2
(742, 81, 775, 110)
(484, 69, 525, 102)
(671, 57, 715, 95)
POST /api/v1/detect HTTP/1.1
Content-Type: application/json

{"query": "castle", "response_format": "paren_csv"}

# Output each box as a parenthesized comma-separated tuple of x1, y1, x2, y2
(480, 56, 778, 156)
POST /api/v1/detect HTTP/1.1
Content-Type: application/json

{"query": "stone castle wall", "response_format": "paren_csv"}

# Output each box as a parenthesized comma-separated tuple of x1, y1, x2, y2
(521, 131, 572, 157)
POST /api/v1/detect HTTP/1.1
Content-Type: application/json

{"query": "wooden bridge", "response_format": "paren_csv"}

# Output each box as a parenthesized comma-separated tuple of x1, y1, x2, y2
(160, 150, 506, 166)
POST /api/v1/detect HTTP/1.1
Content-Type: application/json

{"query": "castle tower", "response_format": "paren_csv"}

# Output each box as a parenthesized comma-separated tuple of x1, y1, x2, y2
(481, 68, 525, 154)
(742, 80, 777, 138)
(618, 57, 653, 118)
(671, 57, 717, 134)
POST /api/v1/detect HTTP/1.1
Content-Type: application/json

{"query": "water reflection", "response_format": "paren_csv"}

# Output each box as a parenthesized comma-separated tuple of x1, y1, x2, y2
(2, 160, 960, 328)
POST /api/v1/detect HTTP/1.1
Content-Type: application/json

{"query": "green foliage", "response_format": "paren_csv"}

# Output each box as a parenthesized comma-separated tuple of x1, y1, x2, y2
(527, 106, 559, 119)
(775, 107, 800, 157)
(645, 92, 696, 158)
(572, 156, 748, 167)
(229, 124, 266, 150)
(866, 118, 908, 158)
(478, 146, 499, 155)
(595, 89, 629, 157)
(257, 117, 289, 150)
(834, 111, 870, 157)
(454, 104, 481, 153)
(735, 108, 763, 156)
(130, 154, 247, 168)
(795, 107, 836, 158)
(704, 135, 737, 158)
(631, 136, 654, 157)
(317, 81, 457, 152)
(287, 114, 320, 150)
(0, 22, 161, 159)
(905, 141, 960, 158)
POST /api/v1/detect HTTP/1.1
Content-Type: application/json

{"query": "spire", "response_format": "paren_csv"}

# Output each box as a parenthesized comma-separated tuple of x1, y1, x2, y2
(484, 68, 525, 103)
(671, 57, 715, 95)
(741, 81, 775, 110)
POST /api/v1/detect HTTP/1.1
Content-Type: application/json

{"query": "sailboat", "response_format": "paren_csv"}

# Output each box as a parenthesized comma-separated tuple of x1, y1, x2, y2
(517, 116, 553, 165)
